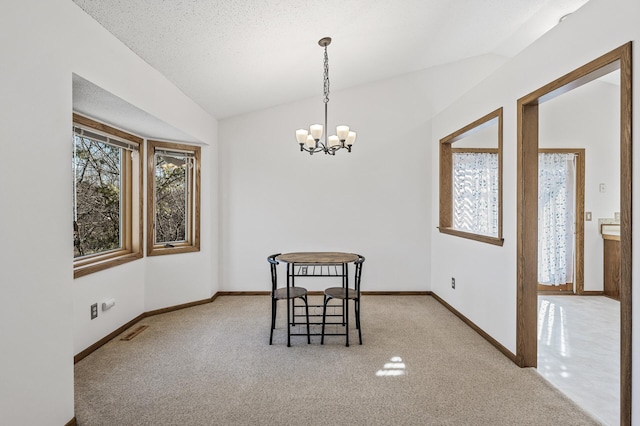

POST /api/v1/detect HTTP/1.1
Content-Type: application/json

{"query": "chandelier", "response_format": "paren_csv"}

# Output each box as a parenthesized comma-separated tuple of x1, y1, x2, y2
(295, 37, 357, 155)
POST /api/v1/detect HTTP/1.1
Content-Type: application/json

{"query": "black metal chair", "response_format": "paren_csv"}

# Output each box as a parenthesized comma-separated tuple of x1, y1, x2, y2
(321, 254, 364, 347)
(268, 253, 310, 346)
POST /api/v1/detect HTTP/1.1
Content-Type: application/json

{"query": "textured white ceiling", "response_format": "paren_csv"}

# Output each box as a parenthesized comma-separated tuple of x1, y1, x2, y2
(72, 0, 590, 120)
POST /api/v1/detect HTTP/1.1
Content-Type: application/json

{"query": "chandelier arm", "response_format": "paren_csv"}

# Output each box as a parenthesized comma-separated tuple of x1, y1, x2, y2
(299, 142, 326, 155)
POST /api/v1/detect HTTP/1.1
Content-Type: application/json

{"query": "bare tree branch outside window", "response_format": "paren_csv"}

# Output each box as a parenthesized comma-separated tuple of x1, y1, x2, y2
(73, 135, 121, 258)
(154, 154, 188, 244)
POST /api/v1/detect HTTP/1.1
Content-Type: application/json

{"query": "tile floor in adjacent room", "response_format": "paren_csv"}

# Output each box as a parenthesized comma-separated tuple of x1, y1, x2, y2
(537, 295, 619, 426)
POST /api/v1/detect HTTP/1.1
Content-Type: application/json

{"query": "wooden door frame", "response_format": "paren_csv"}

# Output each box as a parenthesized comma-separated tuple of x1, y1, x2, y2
(516, 42, 632, 424)
(537, 148, 585, 295)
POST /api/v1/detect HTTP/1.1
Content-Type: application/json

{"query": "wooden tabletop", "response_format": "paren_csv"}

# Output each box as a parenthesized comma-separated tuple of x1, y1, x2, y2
(276, 252, 359, 264)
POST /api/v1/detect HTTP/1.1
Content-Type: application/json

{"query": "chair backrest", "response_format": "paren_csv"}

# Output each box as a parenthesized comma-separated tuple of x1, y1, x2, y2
(353, 255, 365, 295)
(268, 253, 281, 292)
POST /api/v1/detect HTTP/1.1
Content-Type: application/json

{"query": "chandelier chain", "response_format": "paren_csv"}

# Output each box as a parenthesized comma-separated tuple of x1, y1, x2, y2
(323, 46, 330, 104)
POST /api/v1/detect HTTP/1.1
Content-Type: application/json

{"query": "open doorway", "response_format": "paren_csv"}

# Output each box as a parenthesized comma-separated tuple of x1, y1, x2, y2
(516, 43, 632, 424)
(535, 70, 620, 425)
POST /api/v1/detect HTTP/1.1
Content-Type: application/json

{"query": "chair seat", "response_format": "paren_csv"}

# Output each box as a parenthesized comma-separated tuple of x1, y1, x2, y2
(272, 286, 307, 300)
(324, 287, 357, 300)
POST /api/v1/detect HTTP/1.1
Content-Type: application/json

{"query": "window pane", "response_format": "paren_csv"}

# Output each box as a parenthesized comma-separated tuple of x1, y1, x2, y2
(155, 153, 188, 244)
(452, 152, 499, 237)
(147, 140, 200, 256)
(73, 135, 122, 258)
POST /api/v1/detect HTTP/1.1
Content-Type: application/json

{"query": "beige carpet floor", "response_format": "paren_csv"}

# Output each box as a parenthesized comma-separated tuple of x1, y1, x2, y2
(75, 295, 603, 425)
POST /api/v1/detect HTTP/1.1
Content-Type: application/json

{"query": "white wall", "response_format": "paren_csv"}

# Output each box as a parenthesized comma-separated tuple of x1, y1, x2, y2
(0, 1, 217, 424)
(69, 4, 219, 350)
(540, 80, 620, 292)
(219, 55, 505, 293)
(430, 0, 640, 421)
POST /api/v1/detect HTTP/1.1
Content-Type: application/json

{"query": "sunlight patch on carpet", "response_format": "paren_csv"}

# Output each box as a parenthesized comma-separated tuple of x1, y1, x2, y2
(376, 356, 406, 377)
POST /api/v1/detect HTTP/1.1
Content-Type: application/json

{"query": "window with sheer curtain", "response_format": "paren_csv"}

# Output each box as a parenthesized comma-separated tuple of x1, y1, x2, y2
(439, 107, 503, 246)
(452, 151, 499, 237)
(538, 152, 576, 285)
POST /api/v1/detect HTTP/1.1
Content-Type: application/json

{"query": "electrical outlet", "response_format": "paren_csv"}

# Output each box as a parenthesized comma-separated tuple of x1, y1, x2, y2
(301, 266, 308, 275)
(91, 303, 98, 320)
(451, 277, 455, 289)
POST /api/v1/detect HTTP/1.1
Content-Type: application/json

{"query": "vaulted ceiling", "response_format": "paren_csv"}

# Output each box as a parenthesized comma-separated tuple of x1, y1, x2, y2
(72, 0, 590, 120)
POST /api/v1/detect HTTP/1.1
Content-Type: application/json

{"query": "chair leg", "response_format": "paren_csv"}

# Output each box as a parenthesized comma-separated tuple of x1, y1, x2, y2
(286, 295, 291, 348)
(270, 297, 276, 345)
(303, 296, 310, 344)
(321, 295, 330, 345)
(345, 298, 349, 347)
(355, 299, 362, 345)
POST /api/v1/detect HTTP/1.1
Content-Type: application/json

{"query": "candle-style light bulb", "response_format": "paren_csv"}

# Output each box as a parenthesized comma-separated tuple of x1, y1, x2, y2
(310, 124, 323, 140)
(346, 131, 357, 146)
(296, 129, 309, 144)
(305, 135, 316, 148)
(328, 135, 340, 149)
(336, 125, 350, 141)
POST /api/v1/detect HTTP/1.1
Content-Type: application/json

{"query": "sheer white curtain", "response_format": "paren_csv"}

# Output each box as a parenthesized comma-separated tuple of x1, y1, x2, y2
(452, 152, 499, 237)
(538, 153, 576, 285)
